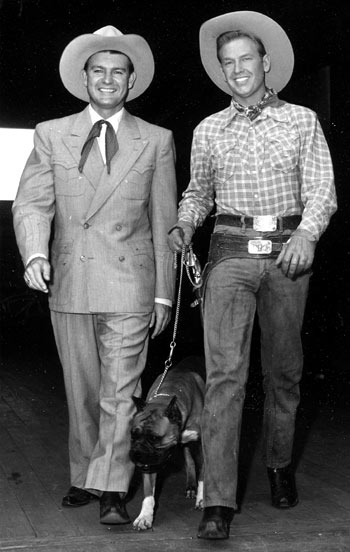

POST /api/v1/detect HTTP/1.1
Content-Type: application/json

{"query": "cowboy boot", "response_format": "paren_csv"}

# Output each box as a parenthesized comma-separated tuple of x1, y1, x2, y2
(197, 506, 234, 539)
(267, 465, 299, 508)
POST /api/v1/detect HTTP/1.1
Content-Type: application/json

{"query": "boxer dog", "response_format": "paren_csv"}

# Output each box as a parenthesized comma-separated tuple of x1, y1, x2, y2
(130, 356, 205, 530)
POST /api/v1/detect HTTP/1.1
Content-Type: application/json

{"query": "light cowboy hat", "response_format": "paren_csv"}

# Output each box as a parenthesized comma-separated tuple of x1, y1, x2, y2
(59, 25, 155, 102)
(199, 11, 294, 94)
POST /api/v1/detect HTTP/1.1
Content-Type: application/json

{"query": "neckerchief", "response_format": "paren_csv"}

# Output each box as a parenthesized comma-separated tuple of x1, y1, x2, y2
(231, 88, 277, 121)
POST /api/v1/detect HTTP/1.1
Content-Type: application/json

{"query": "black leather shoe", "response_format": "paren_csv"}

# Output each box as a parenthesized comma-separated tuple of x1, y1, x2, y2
(197, 506, 234, 540)
(267, 465, 299, 508)
(100, 491, 131, 525)
(62, 486, 98, 507)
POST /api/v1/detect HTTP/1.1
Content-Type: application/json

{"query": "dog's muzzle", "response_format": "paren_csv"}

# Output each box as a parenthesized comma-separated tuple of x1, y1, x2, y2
(130, 435, 179, 473)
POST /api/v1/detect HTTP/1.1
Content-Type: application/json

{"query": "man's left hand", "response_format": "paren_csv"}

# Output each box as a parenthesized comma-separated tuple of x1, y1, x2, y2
(276, 235, 316, 279)
(149, 303, 172, 339)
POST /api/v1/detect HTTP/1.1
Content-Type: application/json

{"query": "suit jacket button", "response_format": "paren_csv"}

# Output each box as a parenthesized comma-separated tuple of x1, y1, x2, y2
(119, 256, 125, 262)
(116, 224, 122, 231)
(80, 255, 86, 262)
(83, 223, 90, 229)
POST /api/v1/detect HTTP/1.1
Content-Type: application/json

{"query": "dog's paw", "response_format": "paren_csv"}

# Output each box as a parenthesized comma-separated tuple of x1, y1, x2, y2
(133, 514, 153, 531)
(195, 498, 204, 510)
(133, 497, 155, 531)
(185, 486, 197, 499)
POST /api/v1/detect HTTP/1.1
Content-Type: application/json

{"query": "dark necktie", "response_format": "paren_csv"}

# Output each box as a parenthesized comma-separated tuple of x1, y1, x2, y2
(78, 119, 118, 174)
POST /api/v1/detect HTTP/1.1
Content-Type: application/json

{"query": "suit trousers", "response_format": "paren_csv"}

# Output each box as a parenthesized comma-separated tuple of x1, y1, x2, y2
(201, 257, 310, 509)
(51, 310, 152, 492)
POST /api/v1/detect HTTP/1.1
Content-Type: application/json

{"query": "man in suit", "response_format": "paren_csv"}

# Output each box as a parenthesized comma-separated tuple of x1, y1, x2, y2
(12, 25, 177, 525)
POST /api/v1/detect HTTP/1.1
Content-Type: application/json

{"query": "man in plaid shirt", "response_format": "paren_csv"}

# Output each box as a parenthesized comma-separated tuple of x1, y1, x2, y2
(168, 11, 337, 540)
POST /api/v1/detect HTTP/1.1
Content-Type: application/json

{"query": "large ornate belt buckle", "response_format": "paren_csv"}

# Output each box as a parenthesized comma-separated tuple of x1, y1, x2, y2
(253, 215, 277, 232)
(248, 239, 272, 255)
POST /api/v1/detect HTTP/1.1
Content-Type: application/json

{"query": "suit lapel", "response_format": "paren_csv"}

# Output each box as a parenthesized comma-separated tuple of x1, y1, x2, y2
(85, 110, 149, 221)
(62, 107, 104, 190)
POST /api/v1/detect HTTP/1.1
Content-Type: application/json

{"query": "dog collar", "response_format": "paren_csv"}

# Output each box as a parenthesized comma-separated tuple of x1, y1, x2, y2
(138, 449, 174, 474)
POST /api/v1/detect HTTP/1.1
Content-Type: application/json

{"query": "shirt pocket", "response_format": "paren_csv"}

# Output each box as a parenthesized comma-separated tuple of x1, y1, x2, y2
(210, 140, 238, 183)
(52, 158, 85, 196)
(120, 163, 155, 199)
(266, 127, 299, 172)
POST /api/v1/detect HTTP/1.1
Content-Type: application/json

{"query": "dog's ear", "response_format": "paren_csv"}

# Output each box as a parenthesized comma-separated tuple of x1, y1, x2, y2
(165, 396, 178, 420)
(132, 396, 146, 412)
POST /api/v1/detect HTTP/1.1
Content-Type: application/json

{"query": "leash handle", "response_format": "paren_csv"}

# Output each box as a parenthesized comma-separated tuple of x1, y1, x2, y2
(184, 244, 202, 288)
(173, 244, 202, 287)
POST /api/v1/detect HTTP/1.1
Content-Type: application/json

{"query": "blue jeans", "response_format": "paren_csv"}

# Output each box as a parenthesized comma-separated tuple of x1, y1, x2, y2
(201, 257, 310, 509)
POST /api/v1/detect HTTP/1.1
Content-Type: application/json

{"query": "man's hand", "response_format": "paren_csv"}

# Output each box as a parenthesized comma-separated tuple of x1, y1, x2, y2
(276, 235, 316, 279)
(167, 222, 194, 253)
(149, 303, 172, 339)
(24, 257, 51, 293)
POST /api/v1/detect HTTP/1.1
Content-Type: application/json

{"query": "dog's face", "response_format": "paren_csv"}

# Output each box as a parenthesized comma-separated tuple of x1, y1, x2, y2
(130, 396, 182, 472)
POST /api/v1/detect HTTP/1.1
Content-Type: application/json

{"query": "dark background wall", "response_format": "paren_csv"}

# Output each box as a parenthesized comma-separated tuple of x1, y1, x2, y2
(0, 0, 349, 403)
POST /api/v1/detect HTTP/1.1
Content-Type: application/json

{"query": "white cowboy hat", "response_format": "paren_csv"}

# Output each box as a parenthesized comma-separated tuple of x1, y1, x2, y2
(199, 11, 294, 94)
(59, 25, 155, 102)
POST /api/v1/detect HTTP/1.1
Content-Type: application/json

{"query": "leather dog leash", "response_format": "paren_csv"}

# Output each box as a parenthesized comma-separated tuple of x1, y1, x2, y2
(153, 244, 202, 398)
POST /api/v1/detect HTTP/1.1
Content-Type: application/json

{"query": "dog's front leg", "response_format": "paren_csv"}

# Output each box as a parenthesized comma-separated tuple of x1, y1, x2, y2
(133, 472, 157, 530)
(193, 442, 204, 510)
(183, 441, 204, 510)
(183, 445, 197, 499)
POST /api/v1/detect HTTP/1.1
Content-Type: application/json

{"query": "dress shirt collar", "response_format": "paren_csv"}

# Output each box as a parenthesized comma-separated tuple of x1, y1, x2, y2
(88, 105, 124, 133)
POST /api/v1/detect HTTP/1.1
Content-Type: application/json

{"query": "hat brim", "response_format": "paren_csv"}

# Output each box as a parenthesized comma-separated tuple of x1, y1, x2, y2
(59, 33, 155, 102)
(199, 11, 294, 94)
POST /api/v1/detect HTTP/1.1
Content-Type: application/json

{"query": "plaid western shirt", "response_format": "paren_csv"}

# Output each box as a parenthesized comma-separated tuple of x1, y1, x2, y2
(178, 98, 337, 240)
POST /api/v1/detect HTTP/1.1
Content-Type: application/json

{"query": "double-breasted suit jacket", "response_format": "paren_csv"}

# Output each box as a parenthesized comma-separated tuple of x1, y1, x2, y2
(13, 107, 178, 492)
(13, 106, 177, 312)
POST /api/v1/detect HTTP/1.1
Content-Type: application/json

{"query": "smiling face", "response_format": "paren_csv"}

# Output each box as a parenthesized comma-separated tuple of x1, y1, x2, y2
(219, 37, 270, 106)
(82, 51, 136, 118)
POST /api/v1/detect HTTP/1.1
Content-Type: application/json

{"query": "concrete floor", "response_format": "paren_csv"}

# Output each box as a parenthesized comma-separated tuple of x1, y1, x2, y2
(1, 313, 350, 551)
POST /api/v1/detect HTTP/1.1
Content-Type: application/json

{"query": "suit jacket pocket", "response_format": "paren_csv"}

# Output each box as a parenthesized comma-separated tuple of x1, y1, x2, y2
(120, 164, 154, 199)
(52, 158, 85, 196)
(131, 241, 155, 270)
(130, 242, 155, 306)
(49, 240, 73, 306)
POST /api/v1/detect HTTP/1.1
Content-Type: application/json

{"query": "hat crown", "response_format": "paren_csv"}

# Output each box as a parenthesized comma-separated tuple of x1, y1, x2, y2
(93, 25, 123, 38)
(59, 25, 155, 102)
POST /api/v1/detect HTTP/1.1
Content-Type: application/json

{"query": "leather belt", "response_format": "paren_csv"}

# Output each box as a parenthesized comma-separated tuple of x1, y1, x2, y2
(216, 214, 301, 231)
(208, 232, 289, 262)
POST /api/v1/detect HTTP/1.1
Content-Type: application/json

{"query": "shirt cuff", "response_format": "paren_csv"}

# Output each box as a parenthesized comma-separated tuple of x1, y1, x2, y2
(292, 229, 317, 242)
(26, 253, 47, 267)
(155, 297, 172, 307)
(168, 220, 196, 235)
